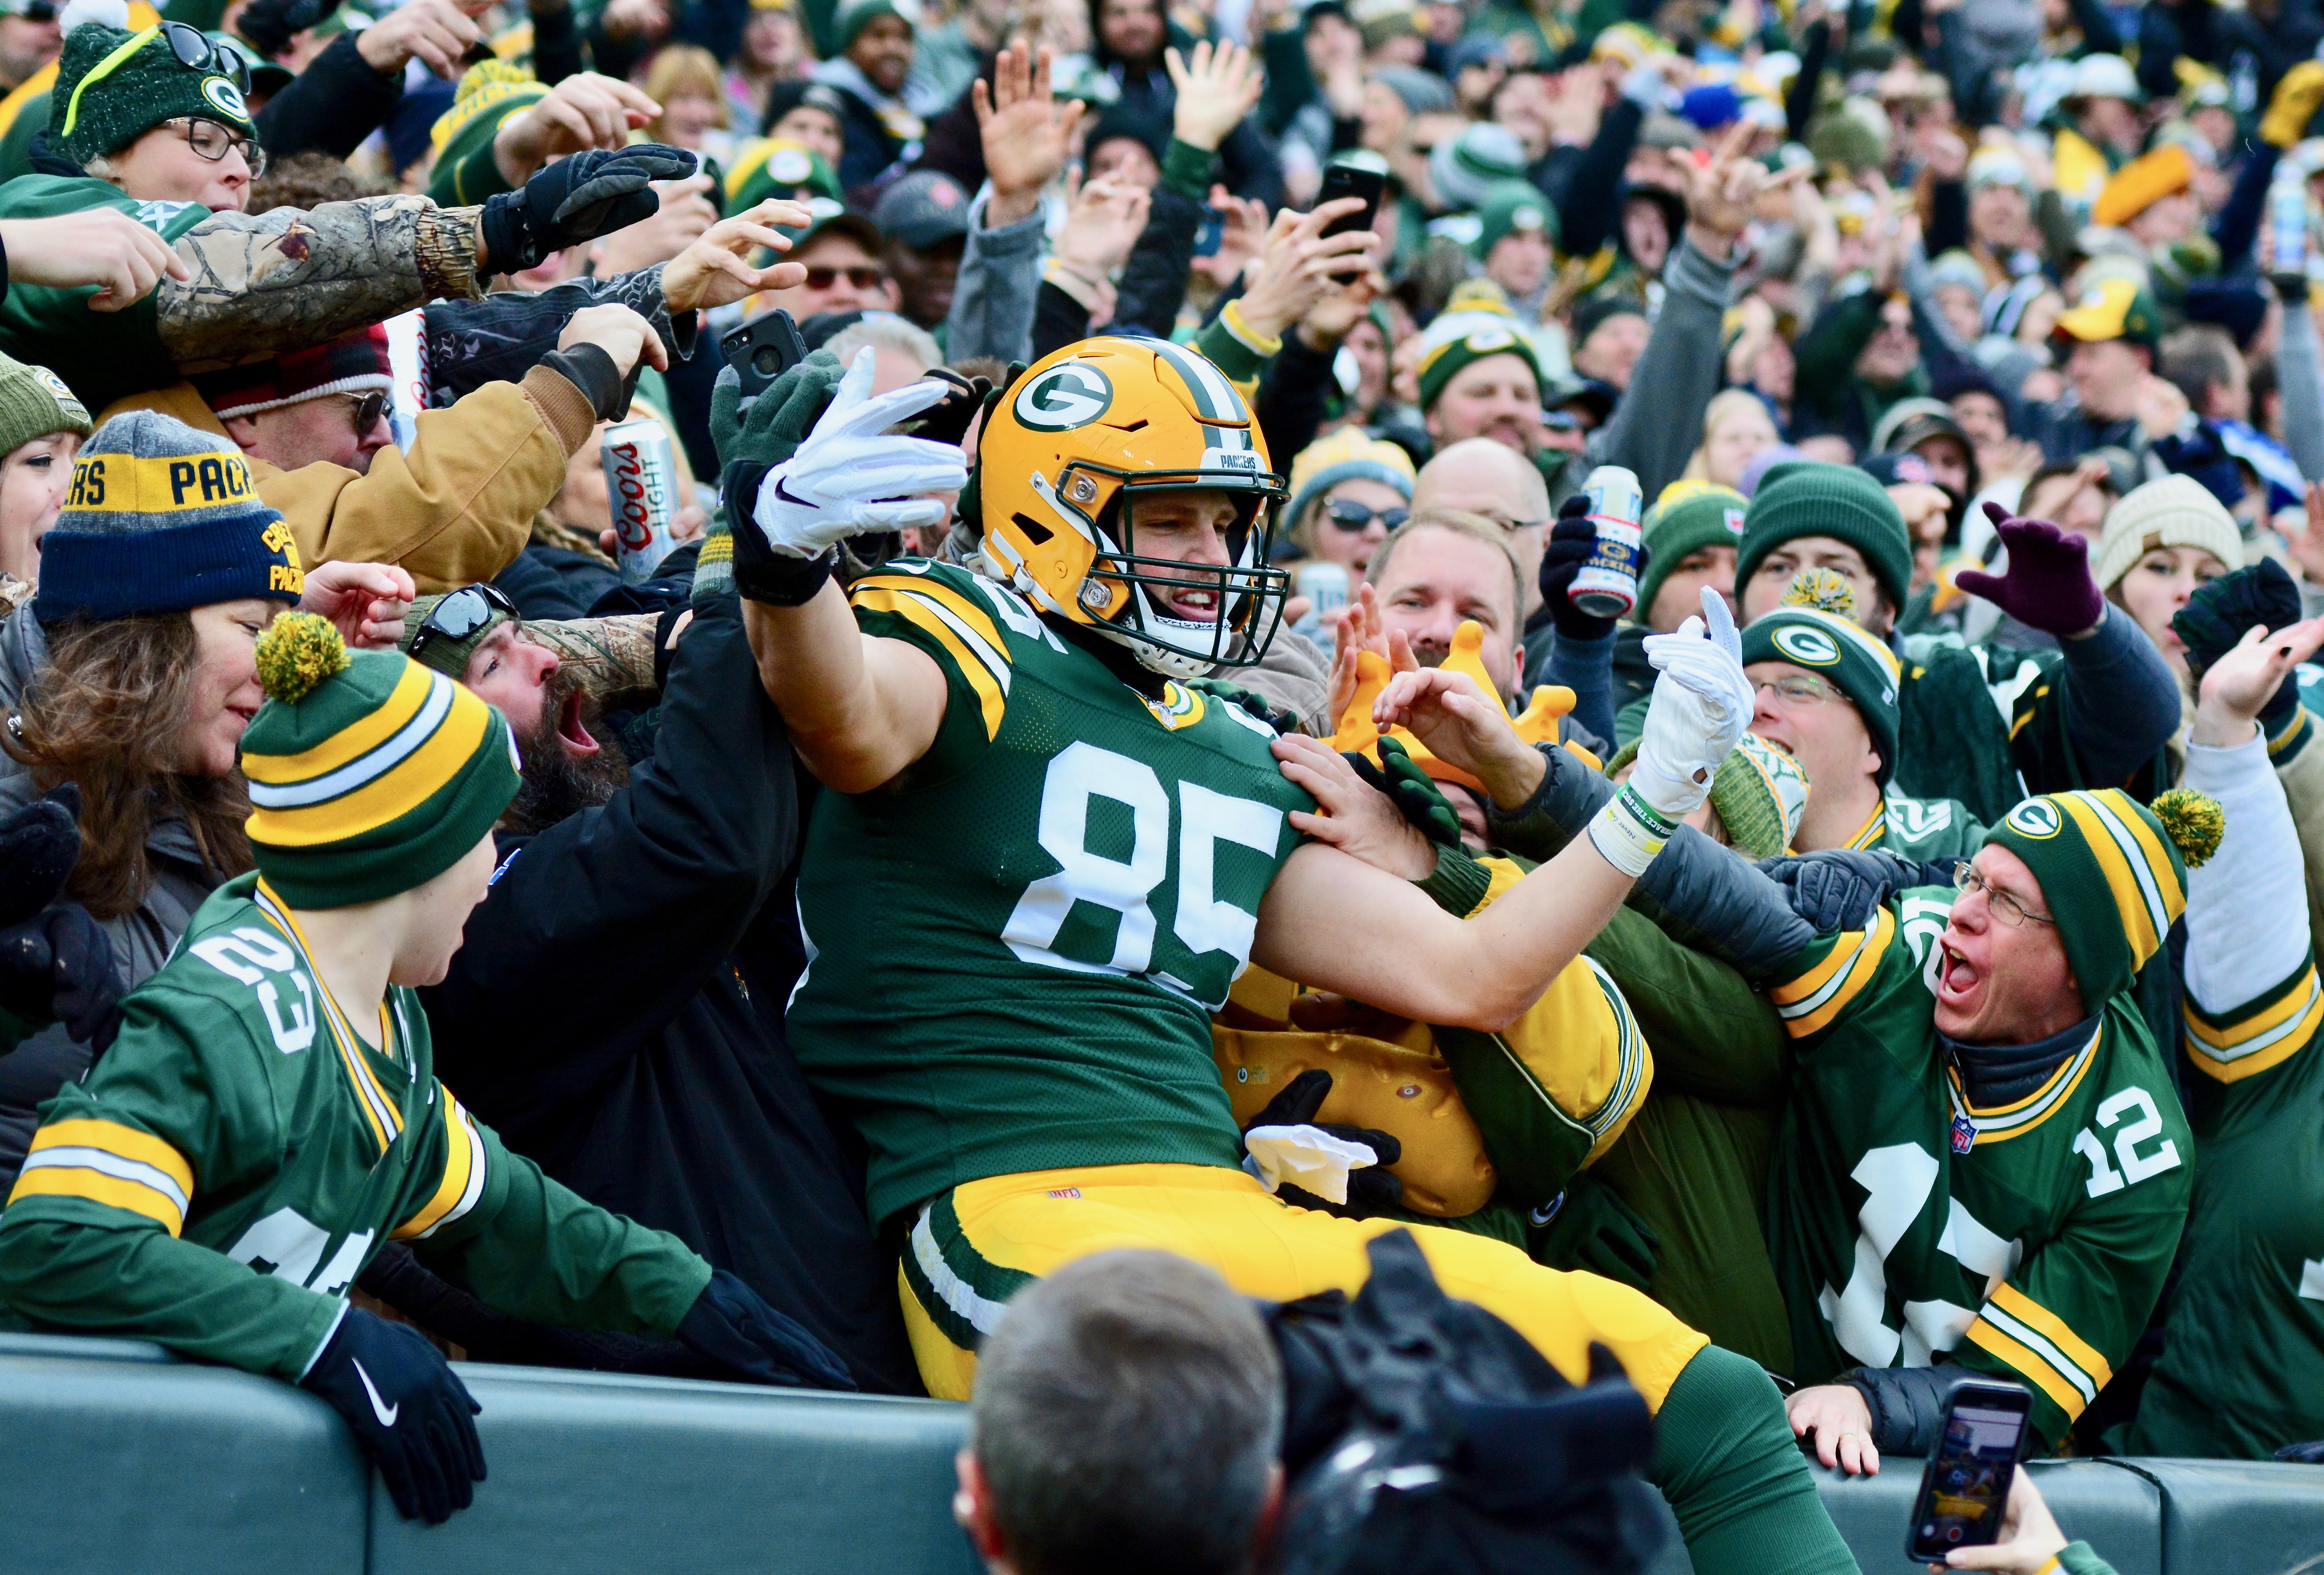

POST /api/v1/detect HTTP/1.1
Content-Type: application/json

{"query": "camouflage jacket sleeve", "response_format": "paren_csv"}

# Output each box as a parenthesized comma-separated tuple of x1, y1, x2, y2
(157, 196, 486, 374)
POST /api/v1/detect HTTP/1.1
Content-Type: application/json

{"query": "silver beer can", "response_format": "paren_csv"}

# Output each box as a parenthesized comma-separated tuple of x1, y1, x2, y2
(602, 419, 679, 584)
(1293, 558, 1352, 619)
(1570, 464, 1644, 620)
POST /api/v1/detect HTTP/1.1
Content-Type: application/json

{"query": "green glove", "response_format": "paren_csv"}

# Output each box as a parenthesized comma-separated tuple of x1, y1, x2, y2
(1347, 735, 1464, 847)
(1526, 1171, 1661, 1292)
(1184, 677, 1293, 735)
(709, 348, 851, 474)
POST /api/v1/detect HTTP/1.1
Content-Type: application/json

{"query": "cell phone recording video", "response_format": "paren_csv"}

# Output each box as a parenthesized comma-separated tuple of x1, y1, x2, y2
(1904, 1382, 2033, 1564)
(719, 308, 808, 403)
(1317, 160, 1387, 240)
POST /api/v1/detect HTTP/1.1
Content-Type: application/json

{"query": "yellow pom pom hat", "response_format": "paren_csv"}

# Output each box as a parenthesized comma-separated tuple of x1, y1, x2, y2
(239, 614, 522, 909)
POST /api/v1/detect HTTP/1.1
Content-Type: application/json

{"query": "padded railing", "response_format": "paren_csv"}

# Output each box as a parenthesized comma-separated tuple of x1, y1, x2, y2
(2, 1333, 2319, 1575)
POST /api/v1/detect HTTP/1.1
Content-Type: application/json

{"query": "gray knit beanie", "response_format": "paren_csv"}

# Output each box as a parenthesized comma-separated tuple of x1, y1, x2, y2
(1429, 122, 1529, 212)
(1369, 64, 1454, 116)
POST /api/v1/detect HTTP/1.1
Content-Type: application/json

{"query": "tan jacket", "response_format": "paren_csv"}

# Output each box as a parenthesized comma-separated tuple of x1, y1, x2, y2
(101, 366, 597, 595)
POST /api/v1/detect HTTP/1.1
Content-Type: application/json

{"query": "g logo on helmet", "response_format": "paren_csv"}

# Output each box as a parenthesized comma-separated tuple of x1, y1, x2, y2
(2005, 799, 2064, 839)
(202, 78, 249, 121)
(1014, 364, 1113, 432)
(1771, 625, 1840, 666)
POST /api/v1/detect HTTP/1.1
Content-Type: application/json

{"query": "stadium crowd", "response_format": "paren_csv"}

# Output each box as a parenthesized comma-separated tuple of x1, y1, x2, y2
(0, 0, 2321, 1564)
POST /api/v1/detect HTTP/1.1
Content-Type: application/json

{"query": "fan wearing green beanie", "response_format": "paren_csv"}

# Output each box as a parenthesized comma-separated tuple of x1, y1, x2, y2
(0, 613, 860, 1528)
(1729, 462, 2182, 824)
(0, 350, 91, 588)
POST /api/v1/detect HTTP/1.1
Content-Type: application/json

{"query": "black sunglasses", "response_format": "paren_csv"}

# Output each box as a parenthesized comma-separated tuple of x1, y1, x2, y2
(342, 390, 388, 437)
(1325, 499, 1408, 532)
(160, 21, 252, 94)
(408, 583, 517, 664)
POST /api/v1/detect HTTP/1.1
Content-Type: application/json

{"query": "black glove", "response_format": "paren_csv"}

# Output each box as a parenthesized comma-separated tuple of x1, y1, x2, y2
(1526, 1172, 1659, 1292)
(2174, 558, 2307, 733)
(2277, 1440, 2324, 1464)
(903, 367, 993, 448)
(480, 145, 698, 278)
(1243, 1068, 1404, 1218)
(1345, 735, 1463, 847)
(300, 1307, 485, 1524)
(234, 0, 339, 57)
(1757, 848, 1952, 934)
(1540, 495, 1651, 644)
(0, 784, 82, 929)
(675, 1268, 858, 1390)
(0, 903, 122, 1052)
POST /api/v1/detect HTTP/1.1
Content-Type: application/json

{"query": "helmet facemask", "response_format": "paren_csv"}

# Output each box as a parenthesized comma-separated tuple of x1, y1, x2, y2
(1051, 463, 1290, 679)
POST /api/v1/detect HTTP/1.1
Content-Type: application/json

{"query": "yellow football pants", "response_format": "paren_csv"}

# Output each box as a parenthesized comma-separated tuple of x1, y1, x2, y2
(898, 1161, 1709, 1404)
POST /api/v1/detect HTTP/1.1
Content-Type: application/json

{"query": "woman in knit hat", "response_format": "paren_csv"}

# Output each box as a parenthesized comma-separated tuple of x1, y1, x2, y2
(0, 351, 92, 589)
(1283, 426, 1415, 580)
(2094, 472, 2242, 685)
(0, 411, 408, 1171)
(1682, 389, 1780, 492)
(0, 612, 856, 1526)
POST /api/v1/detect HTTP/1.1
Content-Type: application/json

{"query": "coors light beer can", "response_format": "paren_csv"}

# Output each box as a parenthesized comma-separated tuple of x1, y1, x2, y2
(602, 419, 678, 584)
(1570, 464, 1644, 620)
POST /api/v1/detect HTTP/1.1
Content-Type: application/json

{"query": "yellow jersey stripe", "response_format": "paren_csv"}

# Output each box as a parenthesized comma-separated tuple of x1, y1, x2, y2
(1776, 911, 1895, 1036)
(2185, 964, 2321, 1048)
(242, 661, 432, 785)
(7, 1165, 186, 1233)
(395, 1095, 489, 1241)
(245, 688, 488, 847)
(1845, 804, 1886, 850)
(1771, 920, 1873, 1006)
(255, 885, 402, 1151)
(1965, 1317, 2091, 1419)
(1954, 1026, 2098, 1121)
(2058, 792, 2177, 962)
(854, 573, 1011, 661)
(27, 1118, 194, 1198)
(2186, 972, 2324, 1084)
(852, 587, 1008, 740)
(1989, 1282, 2112, 1391)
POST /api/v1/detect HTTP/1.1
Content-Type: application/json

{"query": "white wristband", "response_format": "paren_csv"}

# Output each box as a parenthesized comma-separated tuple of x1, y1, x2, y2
(1587, 784, 1677, 877)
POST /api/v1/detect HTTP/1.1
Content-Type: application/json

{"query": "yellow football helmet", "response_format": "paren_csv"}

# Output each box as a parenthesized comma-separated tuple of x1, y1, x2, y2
(976, 336, 1289, 679)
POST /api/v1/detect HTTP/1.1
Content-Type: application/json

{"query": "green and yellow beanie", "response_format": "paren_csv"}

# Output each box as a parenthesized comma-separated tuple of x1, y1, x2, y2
(835, 0, 914, 49)
(241, 614, 522, 909)
(1473, 180, 1556, 261)
(1983, 787, 2221, 1015)
(0, 352, 91, 458)
(725, 134, 844, 229)
(1738, 568, 1903, 788)
(428, 60, 547, 206)
(1608, 730, 1808, 859)
(50, 3, 256, 169)
(1636, 480, 1747, 622)
(1415, 296, 1543, 413)
(33, 410, 302, 625)
(1738, 459, 1914, 616)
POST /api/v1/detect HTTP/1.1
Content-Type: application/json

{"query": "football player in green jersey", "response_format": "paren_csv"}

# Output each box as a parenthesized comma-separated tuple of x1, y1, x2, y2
(717, 338, 1876, 1575)
(0, 615, 854, 1523)
(2127, 615, 2324, 1459)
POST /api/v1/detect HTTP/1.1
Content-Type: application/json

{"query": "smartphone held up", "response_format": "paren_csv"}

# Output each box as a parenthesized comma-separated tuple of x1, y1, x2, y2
(1904, 1381, 2034, 1564)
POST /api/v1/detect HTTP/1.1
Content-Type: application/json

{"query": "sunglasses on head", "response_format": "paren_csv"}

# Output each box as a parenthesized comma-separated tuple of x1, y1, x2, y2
(408, 583, 518, 665)
(160, 21, 251, 92)
(1324, 499, 1408, 533)
(803, 264, 885, 290)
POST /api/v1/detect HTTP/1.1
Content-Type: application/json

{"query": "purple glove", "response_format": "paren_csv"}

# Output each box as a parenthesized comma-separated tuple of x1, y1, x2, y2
(1954, 503, 2104, 637)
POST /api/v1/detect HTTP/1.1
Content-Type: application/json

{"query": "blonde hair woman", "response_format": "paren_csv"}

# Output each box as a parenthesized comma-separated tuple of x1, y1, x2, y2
(1683, 389, 1780, 490)
(643, 45, 732, 160)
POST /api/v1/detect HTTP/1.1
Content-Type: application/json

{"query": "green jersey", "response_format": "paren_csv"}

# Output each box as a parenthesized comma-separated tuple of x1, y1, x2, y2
(0, 176, 211, 412)
(1828, 791, 1989, 860)
(1764, 888, 2193, 1446)
(0, 874, 708, 1380)
(788, 560, 1314, 1228)
(2128, 953, 2324, 1458)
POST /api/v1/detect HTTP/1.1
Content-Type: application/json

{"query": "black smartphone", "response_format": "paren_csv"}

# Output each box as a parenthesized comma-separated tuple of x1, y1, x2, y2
(1317, 162, 1387, 239)
(720, 308, 808, 402)
(1903, 1381, 2034, 1565)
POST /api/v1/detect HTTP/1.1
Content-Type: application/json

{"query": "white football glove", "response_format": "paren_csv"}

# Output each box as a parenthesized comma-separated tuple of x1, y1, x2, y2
(1630, 586, 1755, 820)
(1241, 1125, 1380, 1207)
(752, 348, 970, 559)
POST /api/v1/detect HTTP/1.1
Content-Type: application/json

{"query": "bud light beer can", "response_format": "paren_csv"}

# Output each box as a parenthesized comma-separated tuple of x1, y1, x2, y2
(1570, 464, 1644, 620)
(1293, 559, 1351, 620)
(602, 419, 678, 584)
(2272, 175, 2308, 277)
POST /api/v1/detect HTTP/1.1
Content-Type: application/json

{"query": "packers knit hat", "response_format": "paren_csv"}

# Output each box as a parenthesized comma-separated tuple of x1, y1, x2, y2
(1607, 730, 1809, 859)
(1637, 480, 1747, 621)
(726, 132, 843, 215)
(1738, 459, 1913, 614)
(241, 615, 522, 909)
(33, 410, 302, 625)
(834, 0, 917, 48)
(1739, 568, 1904, 787)
(1285, 426, 1415, 535)
(50, 0, 256, 168)
(1983, 787, 2220, 1015)
(1415, 301, 1543, 412)
(1473, 180, 1555, 260)
(1429, 123, 1528, 212)
(1368, 64, 1453, 116)
(194, 325, 393, 420)
(0, 352, 91, 458)
(2094, 473, 2244, 591)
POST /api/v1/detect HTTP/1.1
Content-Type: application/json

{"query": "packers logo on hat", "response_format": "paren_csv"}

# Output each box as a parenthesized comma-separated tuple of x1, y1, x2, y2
(202, 76, 246, 119)
(1724, 507, 1746, 533)
(769, 143, 812, 184)
(1772, 625, 1841, 665)
(2054, 277, 2157, 346)
(1014, 363, 1113, 432)
(2005, 798, 2064, 838)
(1462, 325, 1517, 353)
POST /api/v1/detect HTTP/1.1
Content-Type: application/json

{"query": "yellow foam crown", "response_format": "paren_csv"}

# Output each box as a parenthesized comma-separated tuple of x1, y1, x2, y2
(1325, 620, 1593, 790)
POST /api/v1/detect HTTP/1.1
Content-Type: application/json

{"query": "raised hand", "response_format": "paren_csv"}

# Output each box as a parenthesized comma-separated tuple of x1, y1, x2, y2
(1271, 732, 1437, 879)
(1372, 663, 1538, 806)
(2191, 617, 2324, 746)
(1054, 172, 1151, 278)
(1954, 502, 2103, 637)
(492, 72, 662, 187)
(975, 40, 1086, 227)
(1234, 198, 1378, 343)
(1629, 587, 1753, 818)
(1167, 39, 1265, 154)
(0, 210, 191, 311)
(753, 348, 969, 557)
(661, 199, 813, 311)
(297, 561, 415, 650)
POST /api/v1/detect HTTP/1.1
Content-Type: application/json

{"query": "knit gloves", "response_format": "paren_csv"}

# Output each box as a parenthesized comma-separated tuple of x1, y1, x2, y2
(1590, 587, 1752, 876)
(2175, 558, 2307, 734)
(1955, 503, 2104, 638)
(480, 146, 697, 278)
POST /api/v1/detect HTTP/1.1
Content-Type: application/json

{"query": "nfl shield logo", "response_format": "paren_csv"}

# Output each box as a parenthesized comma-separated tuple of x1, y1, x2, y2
(1950, 1115, 1975, 1154)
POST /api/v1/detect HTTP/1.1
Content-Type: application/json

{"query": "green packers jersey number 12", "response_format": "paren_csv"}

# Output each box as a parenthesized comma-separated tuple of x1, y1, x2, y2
(786, 560, 1316, 1228)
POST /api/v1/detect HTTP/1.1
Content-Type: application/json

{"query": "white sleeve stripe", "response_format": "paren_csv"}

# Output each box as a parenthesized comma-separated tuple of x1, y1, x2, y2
(17, 1148, 190, 1213)
(1980, 1303, 2098, 1404)
(895, 588, 1012, 695)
